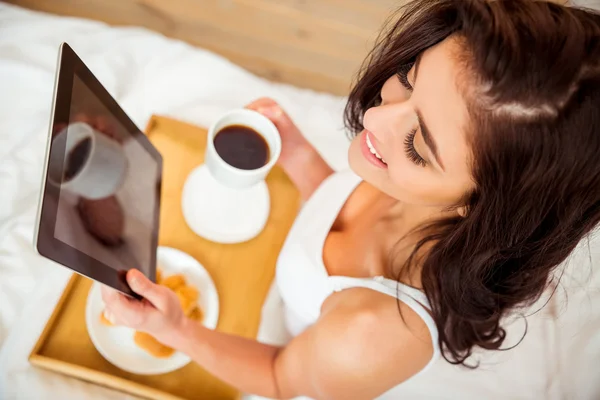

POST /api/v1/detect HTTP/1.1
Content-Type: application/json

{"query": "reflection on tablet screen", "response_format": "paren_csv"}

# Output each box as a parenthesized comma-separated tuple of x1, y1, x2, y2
(49, 74, 159, 278)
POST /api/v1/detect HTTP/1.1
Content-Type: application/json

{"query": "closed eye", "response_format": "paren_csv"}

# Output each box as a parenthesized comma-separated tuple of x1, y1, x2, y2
(404, 128, 427, 167)
(397, 62, 414, 91)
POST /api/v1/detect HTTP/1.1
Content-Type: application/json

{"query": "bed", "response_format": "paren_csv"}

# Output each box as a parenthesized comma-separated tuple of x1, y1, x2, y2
(1, 2, 599, 400)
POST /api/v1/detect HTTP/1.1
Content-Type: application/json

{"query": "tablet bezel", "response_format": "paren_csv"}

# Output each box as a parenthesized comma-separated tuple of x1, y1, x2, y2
(33, 43, 162, 298)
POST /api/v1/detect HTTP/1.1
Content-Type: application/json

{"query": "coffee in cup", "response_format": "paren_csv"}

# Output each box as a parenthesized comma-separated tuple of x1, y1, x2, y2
(204, 109, 281, 189)
(213, 125, 270, 170)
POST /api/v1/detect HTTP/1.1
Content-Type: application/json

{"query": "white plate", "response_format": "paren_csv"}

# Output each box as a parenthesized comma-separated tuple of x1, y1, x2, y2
(85, 246, 219, 375)
(181, 164, 270, 244)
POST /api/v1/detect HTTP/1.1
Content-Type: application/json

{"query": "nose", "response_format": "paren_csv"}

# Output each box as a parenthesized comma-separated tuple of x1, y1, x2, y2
(362, 102, 417, 142)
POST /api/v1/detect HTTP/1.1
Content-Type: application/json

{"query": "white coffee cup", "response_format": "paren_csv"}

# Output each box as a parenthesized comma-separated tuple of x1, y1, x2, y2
(204, 109, 281, 189)
(47, 122, 128, 199)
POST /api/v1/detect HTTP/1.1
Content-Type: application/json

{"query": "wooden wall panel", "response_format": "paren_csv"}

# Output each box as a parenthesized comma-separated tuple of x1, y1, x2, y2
(4, 0, 401, 95)
(2, 0, 570, 94)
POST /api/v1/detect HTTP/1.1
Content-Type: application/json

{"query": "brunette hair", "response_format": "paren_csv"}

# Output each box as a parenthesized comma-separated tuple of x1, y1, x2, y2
(345, 0, 600, 366)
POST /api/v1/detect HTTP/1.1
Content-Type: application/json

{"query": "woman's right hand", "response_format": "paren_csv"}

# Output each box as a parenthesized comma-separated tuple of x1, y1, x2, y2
(101, 269, 186, 347)
(245, 98, 333, 200)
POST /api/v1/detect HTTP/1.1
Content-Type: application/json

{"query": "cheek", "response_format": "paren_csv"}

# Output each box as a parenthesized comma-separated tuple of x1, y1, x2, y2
(348, 134, 370, 174)
(386, 161, 468, 207)
(386, 161, 433, 203)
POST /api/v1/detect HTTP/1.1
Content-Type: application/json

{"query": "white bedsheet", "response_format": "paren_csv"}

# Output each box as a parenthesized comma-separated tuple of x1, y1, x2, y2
(0, 3, 599, 400)
(0, 2, 349, 345)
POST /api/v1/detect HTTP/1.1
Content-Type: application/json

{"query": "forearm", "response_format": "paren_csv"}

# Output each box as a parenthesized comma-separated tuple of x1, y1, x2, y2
(280, 145, 334, 201)
(168, 318, 284, 398)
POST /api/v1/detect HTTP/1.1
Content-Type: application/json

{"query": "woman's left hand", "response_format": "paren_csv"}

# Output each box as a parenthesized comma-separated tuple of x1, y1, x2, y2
(101, 269, 185, 346)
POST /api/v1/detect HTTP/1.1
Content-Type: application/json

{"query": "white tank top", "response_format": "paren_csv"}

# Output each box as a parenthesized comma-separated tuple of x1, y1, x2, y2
(275, 170, 441, 392)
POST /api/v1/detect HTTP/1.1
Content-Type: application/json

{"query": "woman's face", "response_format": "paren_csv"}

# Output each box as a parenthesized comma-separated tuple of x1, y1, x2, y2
(348, 37, 475, 209)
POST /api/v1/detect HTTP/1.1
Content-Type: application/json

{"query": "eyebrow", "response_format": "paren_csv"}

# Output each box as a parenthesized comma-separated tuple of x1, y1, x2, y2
(416, 111, 444, 171)
(413, 54, 445, 171)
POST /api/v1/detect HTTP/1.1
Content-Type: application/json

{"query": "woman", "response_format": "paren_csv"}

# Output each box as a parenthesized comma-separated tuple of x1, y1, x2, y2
(101, 0, 600, 398)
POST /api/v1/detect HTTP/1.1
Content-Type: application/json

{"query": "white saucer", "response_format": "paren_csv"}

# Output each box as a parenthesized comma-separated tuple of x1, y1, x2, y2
(181, 164, 270, 244)
(85, 246, 219, 375)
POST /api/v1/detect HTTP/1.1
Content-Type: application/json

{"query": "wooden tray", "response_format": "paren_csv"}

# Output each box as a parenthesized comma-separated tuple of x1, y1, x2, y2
(29, 115, 300, 400)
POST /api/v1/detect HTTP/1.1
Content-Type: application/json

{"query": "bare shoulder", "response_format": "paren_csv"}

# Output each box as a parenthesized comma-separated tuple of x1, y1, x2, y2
(320, 287, 434, 374)
(276, 287, 434, 399)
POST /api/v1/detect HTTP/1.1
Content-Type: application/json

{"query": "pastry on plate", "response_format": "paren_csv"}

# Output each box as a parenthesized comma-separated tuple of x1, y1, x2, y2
(188, 306, 204, 322)
(133, 331, 175, 358)
(176, 285, 199, 316)
(161, 273, 186, 292)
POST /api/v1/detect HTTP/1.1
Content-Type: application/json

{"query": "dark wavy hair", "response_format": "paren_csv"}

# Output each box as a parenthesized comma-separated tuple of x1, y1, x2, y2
(344, 0, 600, 366)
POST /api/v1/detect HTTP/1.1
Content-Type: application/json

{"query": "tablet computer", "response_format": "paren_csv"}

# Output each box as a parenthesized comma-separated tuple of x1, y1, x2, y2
(34, 43, 162, 298)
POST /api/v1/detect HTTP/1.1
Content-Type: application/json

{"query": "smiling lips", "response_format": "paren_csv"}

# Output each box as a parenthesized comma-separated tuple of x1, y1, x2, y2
(366, 132, 386, 163)
(361, 130, 388, 169)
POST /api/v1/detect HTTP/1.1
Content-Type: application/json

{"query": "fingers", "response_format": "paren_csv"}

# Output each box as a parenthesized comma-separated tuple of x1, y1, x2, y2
(73, 113, 93, 125)
(244, 97, 278, 111)
(100, 284, 149, 328)
(94, 116, 119, 142)
(100, 284, 120, 305)
(245, 97, 285, 119)
(103, 309, 117, 325)
(70, 113, 120, 142)
(254, 105, 283, 120)
(245, 98, 302, 139)
(126, 269, 169, 310)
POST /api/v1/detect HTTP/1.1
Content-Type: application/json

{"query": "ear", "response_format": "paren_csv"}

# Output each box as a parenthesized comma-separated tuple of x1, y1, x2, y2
(457, 206, 467, 217)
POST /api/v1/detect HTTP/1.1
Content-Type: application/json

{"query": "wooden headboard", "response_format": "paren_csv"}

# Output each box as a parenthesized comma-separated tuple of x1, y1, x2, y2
(4, 0, 402, 95)
(4, 0, 570, 95)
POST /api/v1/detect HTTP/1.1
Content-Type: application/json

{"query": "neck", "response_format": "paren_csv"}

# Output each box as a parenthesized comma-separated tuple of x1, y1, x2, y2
(386, 197, 457, 232)
(379, 197, 458, 286)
